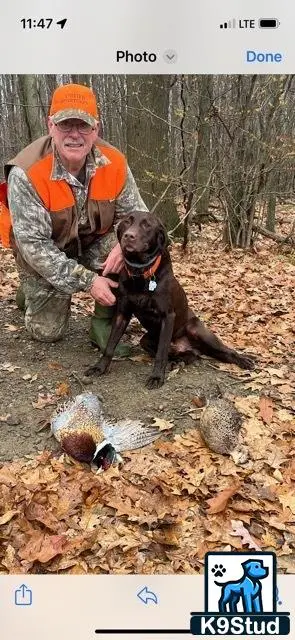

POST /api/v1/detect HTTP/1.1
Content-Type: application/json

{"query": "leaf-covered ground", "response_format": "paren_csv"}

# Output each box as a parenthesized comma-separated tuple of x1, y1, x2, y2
(0, 210, 294, 574)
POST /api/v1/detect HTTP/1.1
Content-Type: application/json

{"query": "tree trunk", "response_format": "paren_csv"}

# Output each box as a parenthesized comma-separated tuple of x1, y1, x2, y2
(126, 75, 179, 230)
(18, 75, 44, 142)
(194, 75, 213, 219)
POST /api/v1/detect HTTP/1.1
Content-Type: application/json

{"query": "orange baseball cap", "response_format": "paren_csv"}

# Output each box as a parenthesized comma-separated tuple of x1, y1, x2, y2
(49, 83, 99, 127)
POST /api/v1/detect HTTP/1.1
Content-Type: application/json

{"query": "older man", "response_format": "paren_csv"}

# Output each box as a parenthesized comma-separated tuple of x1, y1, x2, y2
(4, 83, 147, 354)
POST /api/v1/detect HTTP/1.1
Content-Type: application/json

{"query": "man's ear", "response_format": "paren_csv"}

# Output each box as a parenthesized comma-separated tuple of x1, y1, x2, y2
(48, 116, 54, 136)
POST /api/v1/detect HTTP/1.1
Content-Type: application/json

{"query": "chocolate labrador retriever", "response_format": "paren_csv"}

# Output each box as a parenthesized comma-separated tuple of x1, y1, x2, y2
(86, 211, 255, 388)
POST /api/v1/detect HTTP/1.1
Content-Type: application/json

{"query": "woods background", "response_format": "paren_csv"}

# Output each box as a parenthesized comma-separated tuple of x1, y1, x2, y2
(0, 75, 295, 576)
(0, 74, 294, 250)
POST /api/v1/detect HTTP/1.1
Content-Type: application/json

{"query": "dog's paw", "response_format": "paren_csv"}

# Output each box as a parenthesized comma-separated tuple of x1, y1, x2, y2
(84, 363, 106, 377)
(145, 374, 165, 389)
(211, 564, 226, 578)
(234, 353, 256, 370)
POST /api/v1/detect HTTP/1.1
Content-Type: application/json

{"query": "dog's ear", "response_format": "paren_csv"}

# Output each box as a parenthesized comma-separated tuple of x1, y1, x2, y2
(157, 224, 170, 250)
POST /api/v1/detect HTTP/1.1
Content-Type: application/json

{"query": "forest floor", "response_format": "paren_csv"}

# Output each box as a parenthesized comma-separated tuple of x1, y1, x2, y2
(0, 210, 294, 574)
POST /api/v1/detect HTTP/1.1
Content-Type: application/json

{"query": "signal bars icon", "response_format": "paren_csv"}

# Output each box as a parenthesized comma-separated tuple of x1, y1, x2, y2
(220, 19, 236, 29)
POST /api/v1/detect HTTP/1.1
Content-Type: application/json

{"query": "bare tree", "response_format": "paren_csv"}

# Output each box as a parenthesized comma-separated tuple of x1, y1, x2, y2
(126, 75, 179, 229)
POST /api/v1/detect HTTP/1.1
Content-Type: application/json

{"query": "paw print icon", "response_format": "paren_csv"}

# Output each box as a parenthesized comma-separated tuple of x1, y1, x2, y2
(211, 564, 226, 578)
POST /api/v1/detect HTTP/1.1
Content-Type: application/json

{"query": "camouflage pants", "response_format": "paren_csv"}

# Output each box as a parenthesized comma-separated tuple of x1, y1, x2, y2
(17, 231, 118, 343)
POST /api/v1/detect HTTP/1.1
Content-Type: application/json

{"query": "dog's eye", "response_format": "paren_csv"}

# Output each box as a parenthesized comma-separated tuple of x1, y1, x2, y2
(141, 219, 151, 229)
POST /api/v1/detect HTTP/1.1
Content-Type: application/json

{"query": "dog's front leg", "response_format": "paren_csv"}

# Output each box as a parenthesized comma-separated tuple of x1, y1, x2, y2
(241, 590, 254, 613)
(252, 593, 263, 613)
(146, 311, 175, 389)
(85, 309, 132, 377)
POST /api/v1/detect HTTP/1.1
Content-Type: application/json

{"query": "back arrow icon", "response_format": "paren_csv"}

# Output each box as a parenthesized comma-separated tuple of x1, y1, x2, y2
(56, 19, 67, 29)
(137, 586, 158, 604)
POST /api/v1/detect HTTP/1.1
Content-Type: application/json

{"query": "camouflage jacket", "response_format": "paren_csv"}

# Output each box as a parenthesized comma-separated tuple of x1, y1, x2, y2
(8, 145, 147, 294)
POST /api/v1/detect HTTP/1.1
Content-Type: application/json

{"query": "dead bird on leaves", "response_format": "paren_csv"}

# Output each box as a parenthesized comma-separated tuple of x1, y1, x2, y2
(51, 392, 161, 470)
(199, 397, 249, 464)
(193, 383, 249, 464)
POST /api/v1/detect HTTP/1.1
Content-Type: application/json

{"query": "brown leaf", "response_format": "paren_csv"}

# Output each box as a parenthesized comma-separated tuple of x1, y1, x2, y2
(55, 381, 71, 397)
(0, 468, 17, 486)
(191, 396, 206, 408)
(276, 409, 294, 422)
(129, 353, 152, 363)
(262, 531, 280, 548)
(259, 396, 274, 425)
(230, 519, 262, 551)
(206, 483, 240, 514)
(48, 361, 64, 370)
(0, 362, 21, 373)
(152, 417, 174, 431)
(19, 532, 68, 563)
(4, 324, 19, 332)
(278, 492, 295, 515)
(150, 527, 180, 546)
(32, 393, 56, 409)
(0, 510, 19, 525)
(25, 502, 60, 531)
(0, 414, 11, 422)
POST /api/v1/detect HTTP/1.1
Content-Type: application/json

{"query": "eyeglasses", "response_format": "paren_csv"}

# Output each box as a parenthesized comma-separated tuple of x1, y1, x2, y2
(55, 120, 95, 135)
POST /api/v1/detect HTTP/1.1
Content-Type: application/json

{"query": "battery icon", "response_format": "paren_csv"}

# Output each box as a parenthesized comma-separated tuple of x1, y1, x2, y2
(259, 18, 279, 28)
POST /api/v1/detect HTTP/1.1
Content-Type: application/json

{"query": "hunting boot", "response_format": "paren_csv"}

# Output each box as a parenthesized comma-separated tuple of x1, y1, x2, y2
(89, 302, 131, 357)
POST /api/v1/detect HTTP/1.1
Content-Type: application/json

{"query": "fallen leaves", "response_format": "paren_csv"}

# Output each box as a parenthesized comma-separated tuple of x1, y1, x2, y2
(32, 393, 57, 410)
(259, 396, 274, 425)
(229, 520, 261, 551)
(55, 381, 71, 397)
(278, 492, 295, 515)
(0, 221, 294, 574)
(0, 510, 19, 525)
(4, 324, 20, 332)
(1, 387, 293, 575)
(207, 483, 241, 514)
(152, 417, 174, 431)
(19, 532, 69, 564)
(0, 362, 21, 373)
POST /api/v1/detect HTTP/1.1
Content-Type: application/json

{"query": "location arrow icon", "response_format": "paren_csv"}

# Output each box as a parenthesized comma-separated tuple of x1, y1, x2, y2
(57, 19, 67, 29)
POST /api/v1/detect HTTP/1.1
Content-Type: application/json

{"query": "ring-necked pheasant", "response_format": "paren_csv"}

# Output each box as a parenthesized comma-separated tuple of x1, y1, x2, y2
(51, 392, 161, 470)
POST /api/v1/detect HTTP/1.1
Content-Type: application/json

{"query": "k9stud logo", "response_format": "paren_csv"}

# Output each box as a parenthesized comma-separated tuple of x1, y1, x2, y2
(190, 552, 290, 635)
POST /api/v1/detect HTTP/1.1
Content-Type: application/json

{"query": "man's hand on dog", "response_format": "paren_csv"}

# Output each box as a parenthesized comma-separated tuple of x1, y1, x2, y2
(89, 275, 118, 305)
(102, 243, 124, 276)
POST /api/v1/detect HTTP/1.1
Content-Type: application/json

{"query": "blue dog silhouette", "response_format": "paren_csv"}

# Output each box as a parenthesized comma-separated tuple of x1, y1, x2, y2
(215, 559, 269, 613)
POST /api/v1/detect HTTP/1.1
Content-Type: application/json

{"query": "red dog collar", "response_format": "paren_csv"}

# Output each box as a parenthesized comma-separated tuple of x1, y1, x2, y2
(125, 254, 162, 279)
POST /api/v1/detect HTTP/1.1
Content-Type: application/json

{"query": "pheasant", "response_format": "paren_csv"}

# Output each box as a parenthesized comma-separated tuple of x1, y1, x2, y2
(194, 388, 249, 464)
(51, 392, 161, 470)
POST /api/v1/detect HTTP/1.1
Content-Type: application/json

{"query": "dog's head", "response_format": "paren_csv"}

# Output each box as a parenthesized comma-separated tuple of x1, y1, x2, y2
(242, 560, 269, 580)
(117, 211, 168, 264)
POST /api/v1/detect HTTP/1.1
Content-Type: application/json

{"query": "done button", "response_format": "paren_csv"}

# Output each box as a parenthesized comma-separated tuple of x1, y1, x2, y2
(246, 50, 282, 62)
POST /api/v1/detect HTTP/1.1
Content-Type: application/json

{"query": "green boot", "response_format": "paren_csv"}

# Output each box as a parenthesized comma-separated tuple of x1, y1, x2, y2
(15, 285, 26, 311)
(89, 302, 131, 357)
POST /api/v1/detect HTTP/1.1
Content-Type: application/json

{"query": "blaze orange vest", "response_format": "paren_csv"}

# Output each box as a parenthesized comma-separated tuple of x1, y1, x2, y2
(0, 182, 10, 247)
(0, 136, 127, 251)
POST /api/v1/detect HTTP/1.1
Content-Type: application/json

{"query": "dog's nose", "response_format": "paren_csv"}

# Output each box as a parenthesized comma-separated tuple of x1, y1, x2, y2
(123, 229, 136, 240)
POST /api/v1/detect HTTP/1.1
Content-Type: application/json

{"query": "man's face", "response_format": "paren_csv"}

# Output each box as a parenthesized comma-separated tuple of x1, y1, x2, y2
(48, 117, 98, 166)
